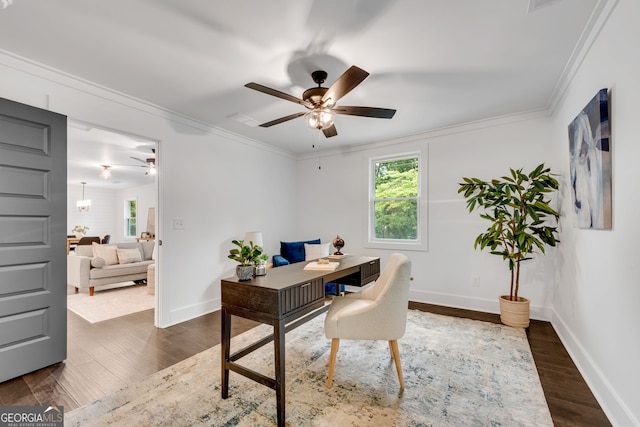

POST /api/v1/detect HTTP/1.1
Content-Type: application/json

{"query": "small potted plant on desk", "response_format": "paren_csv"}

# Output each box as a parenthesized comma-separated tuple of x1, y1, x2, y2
(228, 239, 265, 281)
(254, 253, 269, 276)
(458, 163, 560, 328)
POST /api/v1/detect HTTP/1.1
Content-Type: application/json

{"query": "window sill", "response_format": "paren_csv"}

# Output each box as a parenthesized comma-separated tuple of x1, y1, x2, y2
(365, 239, 428, 252)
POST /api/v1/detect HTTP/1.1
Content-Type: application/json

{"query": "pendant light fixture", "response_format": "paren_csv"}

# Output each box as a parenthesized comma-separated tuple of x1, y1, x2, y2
(77, 182, 92, 212)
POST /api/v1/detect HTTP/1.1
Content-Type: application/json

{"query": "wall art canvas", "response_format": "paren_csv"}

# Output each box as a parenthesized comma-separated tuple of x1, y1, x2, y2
(568, 88, 612, 229)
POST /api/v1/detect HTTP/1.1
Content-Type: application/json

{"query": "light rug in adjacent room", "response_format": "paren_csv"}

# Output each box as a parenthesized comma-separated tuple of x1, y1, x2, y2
(65, 310, 552, 426)
(67, 284, 153, 323)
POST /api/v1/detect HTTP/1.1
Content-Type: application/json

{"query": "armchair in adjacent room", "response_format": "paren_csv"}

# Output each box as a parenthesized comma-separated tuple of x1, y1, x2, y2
(77, 236, 101, 245)
(324, 252, 411, 389)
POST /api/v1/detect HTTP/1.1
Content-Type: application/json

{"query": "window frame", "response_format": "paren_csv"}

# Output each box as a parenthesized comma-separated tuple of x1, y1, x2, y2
(365, 151, 428, 252)
(124, 198, 137, 238)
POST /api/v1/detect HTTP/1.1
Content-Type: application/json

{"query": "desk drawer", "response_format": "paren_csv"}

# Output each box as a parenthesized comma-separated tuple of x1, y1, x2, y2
(361, 258, 380, 285)
(280, 279, 324, 316)
(335, 258, 381, 287)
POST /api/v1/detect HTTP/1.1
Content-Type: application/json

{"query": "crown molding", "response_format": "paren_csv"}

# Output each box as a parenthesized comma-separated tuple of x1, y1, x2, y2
(296, 108, 550, 161)
(0, 49, 295, 160)
(547, 0, 620, 113)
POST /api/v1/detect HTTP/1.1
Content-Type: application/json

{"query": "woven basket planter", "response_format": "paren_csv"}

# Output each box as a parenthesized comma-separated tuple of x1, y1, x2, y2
(499, 295, 530, 328)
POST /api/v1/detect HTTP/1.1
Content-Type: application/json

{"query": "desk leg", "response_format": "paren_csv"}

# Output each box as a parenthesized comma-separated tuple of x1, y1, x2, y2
(274, 319, 286, 427)
(221, 306, 231, 399)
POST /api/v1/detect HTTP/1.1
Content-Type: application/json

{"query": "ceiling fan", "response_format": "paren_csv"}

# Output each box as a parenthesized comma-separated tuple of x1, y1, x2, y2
(129, 156, 155, 167)
(245, 65, 396, 138)
(129, 147, 155, 166)
(105, 148, 156, 176)
(130, 153, 156, 175)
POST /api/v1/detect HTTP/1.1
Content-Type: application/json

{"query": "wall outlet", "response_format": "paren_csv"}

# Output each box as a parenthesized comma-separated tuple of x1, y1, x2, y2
(472, 276, 480, 287)
(173, 218, 184, 230)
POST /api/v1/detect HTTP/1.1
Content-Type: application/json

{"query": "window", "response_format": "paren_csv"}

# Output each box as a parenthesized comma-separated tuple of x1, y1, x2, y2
(125, 199, 137, 238)
(367, 153, 426, 251)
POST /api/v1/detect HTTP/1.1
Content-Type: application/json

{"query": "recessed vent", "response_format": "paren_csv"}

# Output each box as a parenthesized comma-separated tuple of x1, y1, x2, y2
(528, 0, 562, 13)
(227, 113, 260, 127)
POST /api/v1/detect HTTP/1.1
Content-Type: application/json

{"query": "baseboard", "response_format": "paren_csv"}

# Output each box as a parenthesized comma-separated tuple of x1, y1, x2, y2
(551, 310, 638, 427)
(409, 289, 552, 321)
(161, 297, 221, 328)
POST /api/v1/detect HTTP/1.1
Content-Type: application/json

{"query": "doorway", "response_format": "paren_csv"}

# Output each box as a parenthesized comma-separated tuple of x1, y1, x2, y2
(67, 120, 160, 325)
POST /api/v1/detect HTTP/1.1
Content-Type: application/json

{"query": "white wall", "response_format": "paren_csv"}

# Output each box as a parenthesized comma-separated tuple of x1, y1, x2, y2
(0, 50, 298, 329)
(548, 0, 639, 425)
(66, 183, 156, 243)
(296, 113, 557, 319)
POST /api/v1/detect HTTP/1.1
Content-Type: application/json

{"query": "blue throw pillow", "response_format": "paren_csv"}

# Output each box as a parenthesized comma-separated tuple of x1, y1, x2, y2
(280, 239, 320, 264)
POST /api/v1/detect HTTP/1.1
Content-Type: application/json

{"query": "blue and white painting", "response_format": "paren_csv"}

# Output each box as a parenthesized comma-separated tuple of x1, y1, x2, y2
(568, 88, 612, 229)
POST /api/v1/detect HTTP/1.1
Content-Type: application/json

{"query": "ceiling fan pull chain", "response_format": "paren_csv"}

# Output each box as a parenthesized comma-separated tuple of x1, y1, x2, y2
(315, 131, 322, 170)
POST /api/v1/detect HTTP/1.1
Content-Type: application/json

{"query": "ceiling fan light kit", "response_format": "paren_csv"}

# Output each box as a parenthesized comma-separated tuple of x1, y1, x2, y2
(305, 108, 335, 130)
(100, 165, 112, 180)
(245, 65, 396, 138)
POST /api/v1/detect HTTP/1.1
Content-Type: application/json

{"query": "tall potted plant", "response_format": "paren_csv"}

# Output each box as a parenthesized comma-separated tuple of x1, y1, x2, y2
(228, 239, 265, 281)
(458, 163, 560, 327)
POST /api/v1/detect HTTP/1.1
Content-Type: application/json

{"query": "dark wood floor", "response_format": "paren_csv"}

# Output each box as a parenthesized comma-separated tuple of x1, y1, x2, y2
(0, 301, 610, 426)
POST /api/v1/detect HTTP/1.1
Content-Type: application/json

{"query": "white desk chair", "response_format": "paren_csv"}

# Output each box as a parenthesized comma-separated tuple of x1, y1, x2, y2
(324, 252, 411, 389)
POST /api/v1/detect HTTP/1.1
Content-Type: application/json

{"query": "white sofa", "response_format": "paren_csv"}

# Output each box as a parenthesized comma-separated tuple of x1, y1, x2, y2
(68, 241, 155, 296)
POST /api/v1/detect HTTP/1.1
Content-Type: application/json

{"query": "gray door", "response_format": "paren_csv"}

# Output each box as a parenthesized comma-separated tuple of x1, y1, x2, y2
(0, 97, 67, 382)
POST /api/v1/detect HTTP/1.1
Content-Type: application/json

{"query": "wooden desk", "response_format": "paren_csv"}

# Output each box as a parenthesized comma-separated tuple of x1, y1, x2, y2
(135, 237, 155, 242)
(66, 237, 80, 254)
(221, 256, 380, 427)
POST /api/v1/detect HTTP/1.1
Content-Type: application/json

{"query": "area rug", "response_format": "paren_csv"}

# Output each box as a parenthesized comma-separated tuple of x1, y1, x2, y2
(65, 310, 552, 426)
(67, 284, 154, 323)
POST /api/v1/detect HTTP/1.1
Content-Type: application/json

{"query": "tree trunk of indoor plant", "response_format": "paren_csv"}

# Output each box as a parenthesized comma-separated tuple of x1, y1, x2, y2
(499, 295, 530, 328)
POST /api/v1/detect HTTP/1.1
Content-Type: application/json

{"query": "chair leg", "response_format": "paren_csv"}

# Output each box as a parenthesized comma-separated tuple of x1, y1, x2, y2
(389, 340, 405, 390)
(327, 338, 340, 388)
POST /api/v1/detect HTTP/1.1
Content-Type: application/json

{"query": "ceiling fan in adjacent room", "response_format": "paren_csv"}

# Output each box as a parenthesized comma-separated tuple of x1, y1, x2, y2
(108, 148, 156, 176)
(245, 65, 396, 138)
(130, 153, 157, 175)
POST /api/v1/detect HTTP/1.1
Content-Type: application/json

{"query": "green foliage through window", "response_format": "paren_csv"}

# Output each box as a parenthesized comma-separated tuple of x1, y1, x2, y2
(372, 156, 419, 240)
(125, 199, 137, 238)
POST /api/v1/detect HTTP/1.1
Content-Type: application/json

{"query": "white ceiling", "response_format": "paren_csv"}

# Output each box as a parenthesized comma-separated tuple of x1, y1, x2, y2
(0, 0, 602, 185)
(67, 122, 157, 189)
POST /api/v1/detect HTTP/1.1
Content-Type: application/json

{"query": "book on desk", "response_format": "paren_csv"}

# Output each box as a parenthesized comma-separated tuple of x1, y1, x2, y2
(303, 261, 340, 271)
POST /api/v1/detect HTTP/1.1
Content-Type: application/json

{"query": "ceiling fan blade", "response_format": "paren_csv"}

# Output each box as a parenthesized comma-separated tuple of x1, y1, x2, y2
(321, 65, 369, 106)
(245, 82, 313, 108)
(333, 106, 396, 119)
(259, 112, 306, 127)
(114, 163, 147, 168)
(130, 156, 148, 164)
(322, 124, 338, 138)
